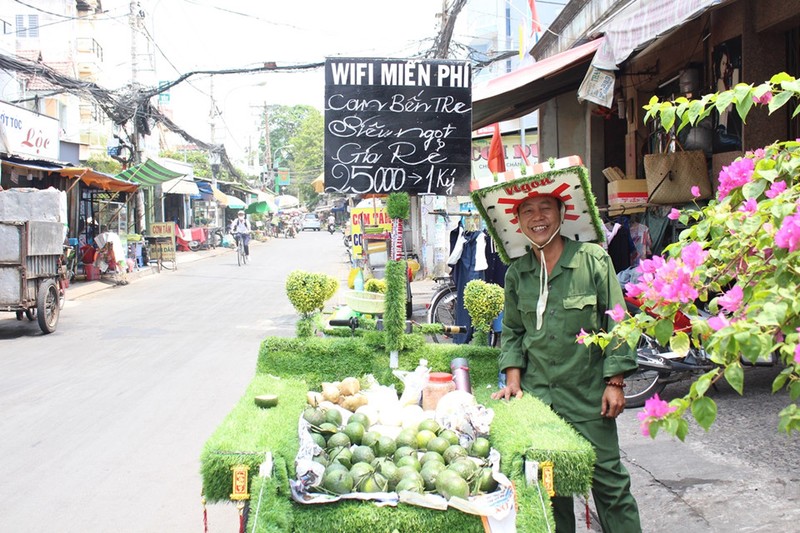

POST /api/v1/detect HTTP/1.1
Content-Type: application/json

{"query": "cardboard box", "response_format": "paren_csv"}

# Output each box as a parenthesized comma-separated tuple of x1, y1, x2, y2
(608, 179, 648, 217)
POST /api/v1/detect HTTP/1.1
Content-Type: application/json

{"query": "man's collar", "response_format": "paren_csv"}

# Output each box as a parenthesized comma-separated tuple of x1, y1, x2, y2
(516, 237, 580, 273)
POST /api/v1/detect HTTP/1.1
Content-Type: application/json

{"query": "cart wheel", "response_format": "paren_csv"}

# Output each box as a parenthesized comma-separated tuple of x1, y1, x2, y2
(25, 308, 36, 321)
(15, 311, 23, 320)
(36, 279, 60, 334)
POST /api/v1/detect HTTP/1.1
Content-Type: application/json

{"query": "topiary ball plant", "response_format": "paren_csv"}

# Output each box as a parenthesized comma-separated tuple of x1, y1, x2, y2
(463, 280, 504, 346)
(285, 270, 339, 337)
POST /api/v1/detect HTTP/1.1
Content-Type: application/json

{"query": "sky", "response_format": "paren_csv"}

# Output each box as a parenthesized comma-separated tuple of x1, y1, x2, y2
(100, 0, 450, 162)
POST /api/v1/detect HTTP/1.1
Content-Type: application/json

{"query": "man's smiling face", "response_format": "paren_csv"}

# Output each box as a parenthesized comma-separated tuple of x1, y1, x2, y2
(517, 195, 562, 247)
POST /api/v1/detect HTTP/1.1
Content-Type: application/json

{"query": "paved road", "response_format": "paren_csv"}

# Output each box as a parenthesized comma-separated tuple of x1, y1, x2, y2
(0, 230, 350, 533)
(1, 229, 798, 532)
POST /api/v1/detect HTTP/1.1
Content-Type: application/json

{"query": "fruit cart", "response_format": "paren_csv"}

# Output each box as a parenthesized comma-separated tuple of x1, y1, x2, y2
(0, 220, 64, 333)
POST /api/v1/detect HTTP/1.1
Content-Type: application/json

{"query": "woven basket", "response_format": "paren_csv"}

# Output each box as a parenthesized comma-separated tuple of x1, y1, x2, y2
(343, 290, 385, 315)
(644, 149, 712, 204)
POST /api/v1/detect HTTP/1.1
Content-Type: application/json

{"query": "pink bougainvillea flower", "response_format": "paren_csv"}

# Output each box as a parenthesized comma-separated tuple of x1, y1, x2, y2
(605, 303, 626, 322)
(637, 394, 676, 437)
(667, 208, 681, 220)
(794, 344, 800, 365)
(775, 212, 800, 252)
(680, 242, 707, 270)
(576, 328, 589, 345)
(718, 158, 755, 199)
(738, 198, 758, 214)
(708, 313, 731, 331)
(753, 91, 773, 105)
(718, 285, 743, 313)
(766, 180, 787, 199)
(691, 185, 701, 198)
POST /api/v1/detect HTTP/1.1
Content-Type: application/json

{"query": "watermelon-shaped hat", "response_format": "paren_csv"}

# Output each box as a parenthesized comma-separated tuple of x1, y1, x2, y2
(470, 156, 605, 264)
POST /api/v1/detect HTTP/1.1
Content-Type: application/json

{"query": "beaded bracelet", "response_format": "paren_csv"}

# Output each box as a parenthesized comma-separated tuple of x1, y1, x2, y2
(605, 381, 626, 388)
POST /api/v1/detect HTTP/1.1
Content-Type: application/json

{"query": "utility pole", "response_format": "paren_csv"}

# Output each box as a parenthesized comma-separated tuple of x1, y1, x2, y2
(262, 102, 272, 190)
(130, 0, 146, 233)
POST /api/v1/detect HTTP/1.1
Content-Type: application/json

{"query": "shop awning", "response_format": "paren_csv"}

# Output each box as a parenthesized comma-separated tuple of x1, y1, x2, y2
(160, 176, 200, 196)
(59, 167, 139, 193)
(224, 194, 245, 209)
(312, 173, 324, 193)
(115, 158, 185, 186)
(245, 201, 275, 214)
(471, 38, 604, 130)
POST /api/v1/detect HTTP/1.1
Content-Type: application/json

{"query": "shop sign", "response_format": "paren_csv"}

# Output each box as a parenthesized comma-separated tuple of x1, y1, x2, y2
(350, 206, 391, 259)
(324, 58, 472, 196)
(0, 100, 60, 160)
(150, 222, 176, 262)
(471, 133, 538, 180)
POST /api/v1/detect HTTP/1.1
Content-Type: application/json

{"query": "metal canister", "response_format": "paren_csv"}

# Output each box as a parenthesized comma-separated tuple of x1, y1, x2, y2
(450, 357, 472, 394)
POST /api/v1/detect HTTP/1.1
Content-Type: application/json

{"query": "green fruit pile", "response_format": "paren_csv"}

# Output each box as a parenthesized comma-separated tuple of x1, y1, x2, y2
(305, 407, 498, 500)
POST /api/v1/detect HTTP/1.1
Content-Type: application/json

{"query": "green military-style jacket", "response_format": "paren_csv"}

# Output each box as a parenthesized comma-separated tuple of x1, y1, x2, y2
(499, 238, 637, 422)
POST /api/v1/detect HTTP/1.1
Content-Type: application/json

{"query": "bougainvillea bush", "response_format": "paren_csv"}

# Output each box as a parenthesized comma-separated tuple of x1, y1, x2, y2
(584, 73, 800, 438)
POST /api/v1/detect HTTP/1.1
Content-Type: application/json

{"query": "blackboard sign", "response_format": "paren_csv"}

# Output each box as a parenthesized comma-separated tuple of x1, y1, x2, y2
(324, 58, 472, 196)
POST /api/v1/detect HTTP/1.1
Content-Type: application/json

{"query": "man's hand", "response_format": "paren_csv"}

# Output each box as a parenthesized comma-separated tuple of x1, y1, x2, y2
(601, 383, 626, 418)
(491, 368, 524, 401)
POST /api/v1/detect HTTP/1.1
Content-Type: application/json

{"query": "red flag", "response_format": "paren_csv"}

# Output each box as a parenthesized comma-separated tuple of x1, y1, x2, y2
(487, 123, 506, 174)
(529, 0, 542, 34)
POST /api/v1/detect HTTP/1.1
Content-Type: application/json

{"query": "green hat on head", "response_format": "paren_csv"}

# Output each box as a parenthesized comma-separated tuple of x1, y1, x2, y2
(470, 156, 605, 264)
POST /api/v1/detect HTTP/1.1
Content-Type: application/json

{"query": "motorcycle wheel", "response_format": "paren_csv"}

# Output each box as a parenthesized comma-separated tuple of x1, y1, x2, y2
(624, 368, 667, 408)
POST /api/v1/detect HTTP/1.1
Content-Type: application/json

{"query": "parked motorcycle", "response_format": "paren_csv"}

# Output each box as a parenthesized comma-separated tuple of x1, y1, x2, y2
(284, 224, 297, 239)
(624, 296, 716, 407)
(327, 223, 336, 234)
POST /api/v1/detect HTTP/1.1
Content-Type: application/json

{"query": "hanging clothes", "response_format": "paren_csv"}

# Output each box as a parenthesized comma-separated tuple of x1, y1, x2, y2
(628, 220, 652, 267)
(605, 220, 632, 273)
(451, 230, 485, 344)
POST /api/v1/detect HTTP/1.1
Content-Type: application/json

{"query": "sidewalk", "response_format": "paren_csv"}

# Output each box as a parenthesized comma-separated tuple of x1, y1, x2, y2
(66, 245, 231, 300)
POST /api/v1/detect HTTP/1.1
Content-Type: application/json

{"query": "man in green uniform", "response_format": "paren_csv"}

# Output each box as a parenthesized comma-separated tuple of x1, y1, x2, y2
(492, 194, 642, 533)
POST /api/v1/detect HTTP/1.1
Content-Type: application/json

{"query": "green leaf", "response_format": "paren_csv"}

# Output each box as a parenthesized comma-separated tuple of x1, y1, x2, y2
(687, 100, 704, 124)
(670, 331, 690, 357)
(654, 319, 674, 347)
(715, 91, 735, 113)
(770, 72, 794, 84)
(660, 105, 676, 132)
(792, 104, 800, 119)
(791, 381, 800, 402)
(742, 179, 767, 200)
(724, 363, 744, 395)
(691, 397, 718, 431)
(768, 90, 793, 113)
(675, 418, 689, 442)
(772, 368, 791, 393)
(736, 94, 754, 123)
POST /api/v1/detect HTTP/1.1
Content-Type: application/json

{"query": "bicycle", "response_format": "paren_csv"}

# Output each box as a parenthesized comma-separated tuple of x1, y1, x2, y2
(233, 232, 249, 266)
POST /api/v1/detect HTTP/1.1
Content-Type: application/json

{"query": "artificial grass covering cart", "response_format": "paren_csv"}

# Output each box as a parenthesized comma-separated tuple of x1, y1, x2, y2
(201, 336, 596, 532)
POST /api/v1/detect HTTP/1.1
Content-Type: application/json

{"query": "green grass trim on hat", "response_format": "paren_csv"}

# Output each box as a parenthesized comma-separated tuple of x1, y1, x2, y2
(470, 165, 605, 264)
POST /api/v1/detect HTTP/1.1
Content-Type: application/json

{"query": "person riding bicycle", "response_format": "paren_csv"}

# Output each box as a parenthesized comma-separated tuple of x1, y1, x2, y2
(229, 211, 251, 257)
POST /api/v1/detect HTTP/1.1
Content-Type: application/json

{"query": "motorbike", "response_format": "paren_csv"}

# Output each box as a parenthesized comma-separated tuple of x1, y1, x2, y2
(328, 222, 336, 234)
(624, 296, 716, 407)
(284, 223, 297, 239)
(343, 233, 353, 263)
(188, 227, 224, 251)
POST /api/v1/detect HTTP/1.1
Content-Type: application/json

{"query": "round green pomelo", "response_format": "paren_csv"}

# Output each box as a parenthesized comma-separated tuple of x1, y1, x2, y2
(303, 407, 326, 427)
(349, 462, 374, 485)
(327, 432, 351, 449)
(351, 445, 376, 465)
(448, 457, 477, 480)
(436, 469, 470, 500)
(418, 419, 441, 434)
(395, 476, 424, 493)
(443, 444, 468, 464)
(438, 429, 459, 446)
(343, 422, 365, 445)
(329, 446, 353, 469)
(374, 435, 396, 457)
(317, 422, 339, 438)
(358, 472, 388, 493)
(426, 436, 450, 455)
(470, 437, 491, 458)
(420, 451, 446, 467)
(325, 408, 343, 426)
(395, 454, 421, 472)
(309, 432, 327, 449)
(416, 429, 437, 450)
(474, 467, 498, 494)
(348, 412, 371, 429)
(325, 462, 349, 476)
(322, 469, 353, 495)
(361, 431, 381, 449)
(421, 461, 446, 490)
(395, 428, 418, 449)
(394, 446, 416, 460)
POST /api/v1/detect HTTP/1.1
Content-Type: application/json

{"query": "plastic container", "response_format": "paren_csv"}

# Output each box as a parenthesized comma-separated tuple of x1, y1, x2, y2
(422, 372, 455, 411)
(85, 264, 101, 281)
(450, 358, 472, 394)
